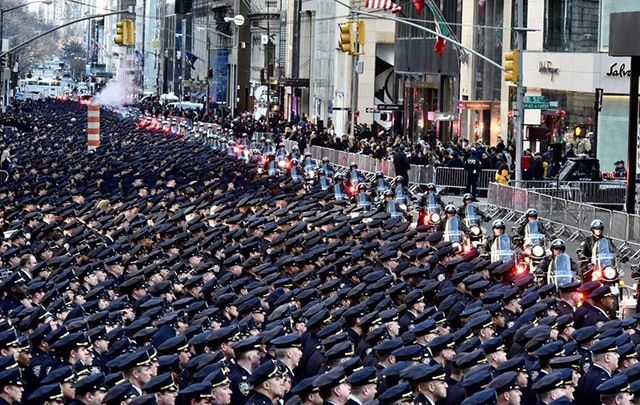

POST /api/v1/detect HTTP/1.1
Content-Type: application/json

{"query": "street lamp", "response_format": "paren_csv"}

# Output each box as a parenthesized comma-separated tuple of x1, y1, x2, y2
(0, 0, 52, 110)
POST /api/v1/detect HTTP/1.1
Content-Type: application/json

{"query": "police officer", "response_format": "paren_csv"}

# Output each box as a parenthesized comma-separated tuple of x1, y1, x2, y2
(516, 209, 548, 239)
(581, 285, 615, 327)
(576, 338, 620, 405)
(419, 183, 445, 210)
(535, 239, 580, 283)
(482, 220, 511, 255)
(581, 219, 618, 260)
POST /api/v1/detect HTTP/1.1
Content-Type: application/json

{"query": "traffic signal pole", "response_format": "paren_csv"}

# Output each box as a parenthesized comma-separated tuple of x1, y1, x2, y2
(349, 11, 359, 140)
(1, 9, 132, 58)
(514, 0, 525, 183)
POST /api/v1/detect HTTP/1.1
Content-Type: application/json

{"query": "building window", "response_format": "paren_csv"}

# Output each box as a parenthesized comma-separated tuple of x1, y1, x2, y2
(599, 0, 640, 51)
(544, 0, 599, 52)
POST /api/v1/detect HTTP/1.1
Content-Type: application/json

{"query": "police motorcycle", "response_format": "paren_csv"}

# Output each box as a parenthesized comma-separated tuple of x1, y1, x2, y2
(442, 209, 467, 253)
(462, 204, 485, 248)
(349, 183, 374, 212)
(316, 168, 332, 191)
(333, 174, 349, 201)
(417, 186, 443, 228)
(263, 152, 280, 177)
(380, 190, 410, 220)
(516, 220, 548, 274)
(275, 143, 289, 170)
(373, 171, 391, 200)
(319, 157, 335, 178)
(393, 176, 409, 206)
(583, 238, 624, 288)
(302, 153, 318, 180)
(288, 159, 304, 182)
(546, 252, 577, 288)
(290, 145, 302, 161)
(345, 162, 365, 197)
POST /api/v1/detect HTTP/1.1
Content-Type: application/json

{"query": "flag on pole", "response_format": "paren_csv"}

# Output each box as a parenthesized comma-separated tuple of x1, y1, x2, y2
(365, 0, 402, 13)
(433, 17, 447, 57)
(412, 0, 424, 15)
(427, 0, 450, 57)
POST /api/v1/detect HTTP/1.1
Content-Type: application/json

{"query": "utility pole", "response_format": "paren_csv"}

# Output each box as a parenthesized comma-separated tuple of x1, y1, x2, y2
(514, 0, 525, 182)
(266, 1, 271, 133)
(349, 10, 359, 140)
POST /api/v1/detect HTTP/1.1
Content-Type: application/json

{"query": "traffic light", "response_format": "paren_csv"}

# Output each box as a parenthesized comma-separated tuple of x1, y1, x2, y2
(114, 19, 135, 47)
(338, 22, 354, 54)
(504, 49, 520, 84)
(114, 21, 126, 46)
(125, 19, 135, 46)
(357, 21, 366, 47)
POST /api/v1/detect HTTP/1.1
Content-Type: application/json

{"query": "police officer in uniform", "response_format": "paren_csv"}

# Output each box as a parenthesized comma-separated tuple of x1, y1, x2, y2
(576, 337, 619, 405)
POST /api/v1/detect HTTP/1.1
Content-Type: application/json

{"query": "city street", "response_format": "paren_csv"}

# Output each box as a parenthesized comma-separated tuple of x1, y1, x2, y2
(1, 1, 640, 404)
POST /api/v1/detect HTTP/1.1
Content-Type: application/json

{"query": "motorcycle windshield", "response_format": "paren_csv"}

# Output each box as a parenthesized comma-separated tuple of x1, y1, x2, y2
(593, 239, 616, 267)
(550, 253, 575, 287)
(465, 206, 480, 225)
(444, 217, 463, 242)
(491, 235, 514, 262)
(525, 222, 545, 246)
(320, 177, 330, 190)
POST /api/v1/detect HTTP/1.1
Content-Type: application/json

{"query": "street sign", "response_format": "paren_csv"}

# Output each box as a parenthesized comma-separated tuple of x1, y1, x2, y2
(524, 101, 559, 109)
(365, 107, 376, 113)
(434, 112, 456, 121)
(377, 104, 402, 111)
(525, 96, 547, 103)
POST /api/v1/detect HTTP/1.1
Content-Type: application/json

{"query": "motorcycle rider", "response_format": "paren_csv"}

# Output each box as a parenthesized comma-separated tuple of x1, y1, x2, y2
(333, 174, 348, 201)
(535, 239, 580, 283)
(348, 162, 364, 185)
(580, 219, 618, 260)
(290, 145, 302, 161)
(288, 159, 303, 182)
(372, 171, 391, 197)
(356, 183, 373, 211)
(320, 157, 334, 177)
(457, 193, 490, 221)
(482, 220, 511, 255)
(418, 183, 445, 210)
(393, 175, 410, 205)
(516, 208, 548, 238)
(437, 204, 469, 234)
(378, 190, 410, 220)
(314, 168, 331, 191)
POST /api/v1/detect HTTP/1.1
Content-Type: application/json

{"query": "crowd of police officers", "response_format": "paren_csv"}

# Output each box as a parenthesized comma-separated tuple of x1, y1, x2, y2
(0, 99, 636, 405)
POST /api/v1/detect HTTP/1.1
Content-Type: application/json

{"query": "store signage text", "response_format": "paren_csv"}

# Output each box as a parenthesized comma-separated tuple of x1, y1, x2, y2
(606, 63, 632, 78)
(538, 61, 560, 81)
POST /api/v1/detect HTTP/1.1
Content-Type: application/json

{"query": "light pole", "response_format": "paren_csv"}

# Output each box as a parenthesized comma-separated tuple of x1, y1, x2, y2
(0, 0, 52, 109)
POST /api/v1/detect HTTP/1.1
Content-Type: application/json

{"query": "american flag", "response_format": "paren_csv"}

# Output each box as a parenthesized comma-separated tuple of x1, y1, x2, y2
(365, 0, 402, 13)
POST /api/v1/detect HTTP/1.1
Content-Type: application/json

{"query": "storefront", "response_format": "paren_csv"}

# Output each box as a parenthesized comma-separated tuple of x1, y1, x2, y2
(522, 51, 632, 171)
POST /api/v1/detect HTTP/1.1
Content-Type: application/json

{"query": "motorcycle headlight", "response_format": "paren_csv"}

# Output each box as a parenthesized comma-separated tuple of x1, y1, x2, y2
(532, 245, 545, 257)
(471, 226, 481, 236)
(431, 213, 440, 223)
(452, 242, 461, 252)
(603, 267, 617, 280)
(278, 161, 286, 169)
(399, 204, 407, 211)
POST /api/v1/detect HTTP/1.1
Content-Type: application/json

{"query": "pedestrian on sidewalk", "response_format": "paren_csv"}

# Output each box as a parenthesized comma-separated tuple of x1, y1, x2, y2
(393, 144, 410, 186)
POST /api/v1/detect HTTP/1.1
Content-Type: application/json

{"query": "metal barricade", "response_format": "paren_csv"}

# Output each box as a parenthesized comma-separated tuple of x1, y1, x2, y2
(568, 181, 626, 207)
(479, 170, 498, 190)
(435, 167, 467, 189)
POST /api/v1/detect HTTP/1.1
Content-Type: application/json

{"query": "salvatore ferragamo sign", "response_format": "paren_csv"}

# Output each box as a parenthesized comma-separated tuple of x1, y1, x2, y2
(606, 63, 632, 78)
(539, 61, 560, 81)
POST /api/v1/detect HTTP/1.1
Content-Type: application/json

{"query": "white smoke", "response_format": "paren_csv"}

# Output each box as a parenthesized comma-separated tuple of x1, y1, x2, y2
(93, 55, 138, 107)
